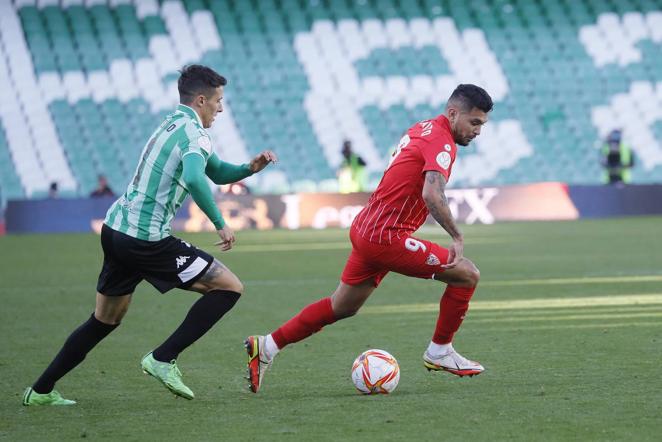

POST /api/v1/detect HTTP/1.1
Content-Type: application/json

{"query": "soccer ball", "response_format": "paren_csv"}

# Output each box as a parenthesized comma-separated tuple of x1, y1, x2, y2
(351, 349, 400, 394)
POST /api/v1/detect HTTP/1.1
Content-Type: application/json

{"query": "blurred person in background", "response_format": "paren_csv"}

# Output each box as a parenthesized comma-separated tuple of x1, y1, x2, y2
(48, 182, 58, 198)
(338, 139, 367, 193)
(22, 65, 277, 406)
(601, 129, 634, 185)
(90, 175, 115, 198)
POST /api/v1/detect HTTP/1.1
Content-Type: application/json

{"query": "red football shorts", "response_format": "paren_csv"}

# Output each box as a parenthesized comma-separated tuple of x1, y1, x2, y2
(341, 227, 451, 287)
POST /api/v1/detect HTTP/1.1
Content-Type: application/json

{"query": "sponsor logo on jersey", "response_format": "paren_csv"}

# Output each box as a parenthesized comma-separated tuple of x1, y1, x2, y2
(436, 151, 452, 170)
(426, 253, 441, 266)
(197, 136, 212, 154)
(444, 144, 452, 151)
(176, 255, 190, 269)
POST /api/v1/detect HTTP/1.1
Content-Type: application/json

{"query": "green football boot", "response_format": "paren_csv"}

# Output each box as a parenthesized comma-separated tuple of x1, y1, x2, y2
(22, 387, 76, 406)
(140, 352, 194, 400)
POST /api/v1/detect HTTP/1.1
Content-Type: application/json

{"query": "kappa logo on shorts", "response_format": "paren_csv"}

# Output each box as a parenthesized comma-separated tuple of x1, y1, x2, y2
(426, 253, 441, 266)
(176, 256, 190, 269)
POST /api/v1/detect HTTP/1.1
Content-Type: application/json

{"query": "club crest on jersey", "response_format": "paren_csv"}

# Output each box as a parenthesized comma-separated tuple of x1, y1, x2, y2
(436, 151, 452, 170)
(426, 253, 441, 266)
(197, 136, 212, 154)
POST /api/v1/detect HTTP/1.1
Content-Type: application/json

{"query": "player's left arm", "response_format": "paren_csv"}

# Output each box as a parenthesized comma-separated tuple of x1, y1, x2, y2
(205, 151, 278, 184)
(422, 171, 464, 269)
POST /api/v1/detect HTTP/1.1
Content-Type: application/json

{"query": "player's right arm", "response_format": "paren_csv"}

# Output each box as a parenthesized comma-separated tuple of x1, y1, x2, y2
(422, 171, 464, 269)
(205, 153, 253, 184)
(205, 151, 278, 184)
(182, 153, 235, 250)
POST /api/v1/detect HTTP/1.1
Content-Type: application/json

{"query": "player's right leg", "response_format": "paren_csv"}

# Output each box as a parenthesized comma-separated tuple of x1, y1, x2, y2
(245, 229, 385, 393)
(246, 279, 376, 393)
(23, 225, 138, 406)
(23, 293, 132, 406)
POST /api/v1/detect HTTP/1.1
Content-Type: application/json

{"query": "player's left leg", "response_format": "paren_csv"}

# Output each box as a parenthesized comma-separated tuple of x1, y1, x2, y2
(431, 258, 480, 345)
(150, 259, 243, 364)
(383, 236, 484, 377)
(141, 258, 243, 399)
(423, 258, 484, 377)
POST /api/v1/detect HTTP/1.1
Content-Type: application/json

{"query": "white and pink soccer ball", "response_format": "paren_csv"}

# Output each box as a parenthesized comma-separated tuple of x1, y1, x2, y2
(351, 349, 400, 394)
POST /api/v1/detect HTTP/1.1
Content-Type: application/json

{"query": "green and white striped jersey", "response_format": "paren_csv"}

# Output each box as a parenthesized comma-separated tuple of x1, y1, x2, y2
(104, 104, 213, 241)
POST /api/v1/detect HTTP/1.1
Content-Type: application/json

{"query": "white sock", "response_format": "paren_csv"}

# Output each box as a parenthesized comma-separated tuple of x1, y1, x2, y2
(427, 341, 453, 357)
(264, 334, 280, 361)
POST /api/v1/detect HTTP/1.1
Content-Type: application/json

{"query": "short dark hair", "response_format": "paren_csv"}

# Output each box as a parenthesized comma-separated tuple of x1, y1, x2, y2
(178, 65, 227, 104)
(448, 84, 493, 113)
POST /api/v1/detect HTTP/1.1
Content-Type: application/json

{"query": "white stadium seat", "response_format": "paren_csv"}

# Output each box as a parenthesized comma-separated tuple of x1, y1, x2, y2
(133, 0, 159, 19)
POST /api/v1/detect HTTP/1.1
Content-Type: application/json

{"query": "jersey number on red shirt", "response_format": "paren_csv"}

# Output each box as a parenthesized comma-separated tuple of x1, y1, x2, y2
(388, 133, 411, 168)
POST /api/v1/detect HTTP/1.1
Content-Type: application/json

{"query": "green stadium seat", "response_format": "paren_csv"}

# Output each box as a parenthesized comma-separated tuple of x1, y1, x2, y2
(142, 15, 167, 37)
(7, 0, 662, 197)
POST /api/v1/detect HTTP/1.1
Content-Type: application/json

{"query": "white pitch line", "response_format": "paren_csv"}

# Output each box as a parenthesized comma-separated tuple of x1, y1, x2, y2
(469, 305, 660, 316)
(466, 311, 662, 323)
(242, 274, 662, 288)
(482, 275, 662, 287)
(362, 293, 662, 314)
(475, 321, 662, 332)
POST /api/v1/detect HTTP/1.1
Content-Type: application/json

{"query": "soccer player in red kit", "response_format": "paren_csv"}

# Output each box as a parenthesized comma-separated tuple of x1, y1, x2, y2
(246, 84, 493, 392)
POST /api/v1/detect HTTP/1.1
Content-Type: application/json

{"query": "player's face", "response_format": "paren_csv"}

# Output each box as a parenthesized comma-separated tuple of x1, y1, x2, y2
(200, 86, 224, 128)
(449, 106, 488, 146)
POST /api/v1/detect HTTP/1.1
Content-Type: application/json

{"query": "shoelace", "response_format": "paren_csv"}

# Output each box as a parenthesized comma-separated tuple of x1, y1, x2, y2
(448, 352, 478, 367)
(169, 360, 183, 378)
(427, 350, 470, 365)
(449, 353, 466, 367)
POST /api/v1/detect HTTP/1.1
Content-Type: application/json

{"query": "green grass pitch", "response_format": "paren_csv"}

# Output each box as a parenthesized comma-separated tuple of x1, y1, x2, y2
(1, 217, 661, 441)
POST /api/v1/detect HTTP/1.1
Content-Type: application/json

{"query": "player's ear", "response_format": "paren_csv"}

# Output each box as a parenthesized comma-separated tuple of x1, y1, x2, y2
(447, 106, 458, 124)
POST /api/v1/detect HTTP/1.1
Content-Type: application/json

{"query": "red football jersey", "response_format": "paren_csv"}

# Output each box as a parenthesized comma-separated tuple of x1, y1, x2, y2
(352, 114, 457, 244)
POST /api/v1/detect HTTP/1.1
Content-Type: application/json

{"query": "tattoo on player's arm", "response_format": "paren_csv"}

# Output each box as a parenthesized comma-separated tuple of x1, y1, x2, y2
(425, 171, 462, 240)
(436, 174, 449, 206)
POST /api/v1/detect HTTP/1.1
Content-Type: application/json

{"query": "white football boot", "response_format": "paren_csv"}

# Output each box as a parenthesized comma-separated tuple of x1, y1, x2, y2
(423, 344, 484, 377)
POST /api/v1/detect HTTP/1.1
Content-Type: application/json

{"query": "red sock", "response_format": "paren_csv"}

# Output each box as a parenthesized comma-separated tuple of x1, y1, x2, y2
(432, 285, 476, 344)
(272, 297, 336, 349)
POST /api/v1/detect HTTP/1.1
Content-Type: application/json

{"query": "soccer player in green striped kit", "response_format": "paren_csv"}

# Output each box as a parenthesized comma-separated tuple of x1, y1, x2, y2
(23, 65, 277, 405)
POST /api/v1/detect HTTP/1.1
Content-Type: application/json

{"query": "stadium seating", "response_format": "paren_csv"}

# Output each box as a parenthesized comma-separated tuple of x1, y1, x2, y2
(0, 0, 661, 205)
